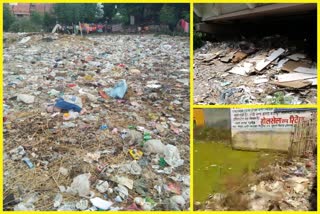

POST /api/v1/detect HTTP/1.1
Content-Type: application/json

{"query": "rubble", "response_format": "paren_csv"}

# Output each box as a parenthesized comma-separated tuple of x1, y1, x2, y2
(3, 33, 189, 211)
(194, 37, 317, 104)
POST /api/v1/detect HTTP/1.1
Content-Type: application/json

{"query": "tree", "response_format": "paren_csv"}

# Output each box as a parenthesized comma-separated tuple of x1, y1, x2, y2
(43, 12, 56, 32)
(112, 7, 129, 24)
(102, 3, 116, 21)
(53, 4, 99, 24)
(160, 4, 178, 26)
(3, 4, 15, 31)
(30, 11, 43, 26)
(95, 3, 104, 20)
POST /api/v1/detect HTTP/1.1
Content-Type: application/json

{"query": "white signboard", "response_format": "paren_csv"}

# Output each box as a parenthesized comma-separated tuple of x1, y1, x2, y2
(231, 109, 312, 132)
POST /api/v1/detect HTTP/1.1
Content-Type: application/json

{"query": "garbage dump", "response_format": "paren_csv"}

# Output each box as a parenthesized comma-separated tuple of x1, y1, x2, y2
(3, 32, 190, 211)
(194, 37, 317, 105)
(193, 3, 317, 105)
(196, 154, 317, 211)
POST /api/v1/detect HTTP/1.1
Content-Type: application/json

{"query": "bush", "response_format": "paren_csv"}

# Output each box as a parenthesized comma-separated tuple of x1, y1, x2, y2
(112, 8, 129, 25)
(194, 31, 205, 49)
(4, 4, 16, 32)
(159, 4, 177, 26)
(30, 11, 43, 25)
(9, 19, 41, 32)
(43, 12, 56, 32)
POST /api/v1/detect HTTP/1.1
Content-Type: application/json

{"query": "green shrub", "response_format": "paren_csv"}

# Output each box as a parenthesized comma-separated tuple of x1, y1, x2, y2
(194, 31, 205, 49)
(4, 4, 16, 32)
(159, 4, 178, 26)
(8, 19, 41, 32)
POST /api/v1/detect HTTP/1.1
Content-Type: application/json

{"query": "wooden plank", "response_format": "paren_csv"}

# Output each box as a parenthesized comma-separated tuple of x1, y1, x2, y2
(307, 78, 317, 86)
(294, 67, 317, 74)
(228, 62, 252, 76)
(276, 73, 316, 82)
(255, 48, 285, 71)
(287, 53, 306, 61)
(271, 80, 311, 89)
(282, 60, 311, 73)
(231, 51, 248, 63)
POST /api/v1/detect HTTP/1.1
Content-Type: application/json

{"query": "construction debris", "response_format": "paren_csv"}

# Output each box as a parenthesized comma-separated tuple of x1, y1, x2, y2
(194, 37, 317, 104)
(3, 33, 190, 211)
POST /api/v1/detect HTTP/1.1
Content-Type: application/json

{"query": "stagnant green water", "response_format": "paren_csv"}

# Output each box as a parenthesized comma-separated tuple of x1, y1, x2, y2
(194, 141, 272, 202)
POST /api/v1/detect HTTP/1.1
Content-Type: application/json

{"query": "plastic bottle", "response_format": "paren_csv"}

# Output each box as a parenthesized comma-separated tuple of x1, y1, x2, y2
(63, 111, 79, 120)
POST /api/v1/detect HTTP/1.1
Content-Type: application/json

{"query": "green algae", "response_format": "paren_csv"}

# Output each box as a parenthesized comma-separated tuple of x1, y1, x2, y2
(194, 141, 274, 202)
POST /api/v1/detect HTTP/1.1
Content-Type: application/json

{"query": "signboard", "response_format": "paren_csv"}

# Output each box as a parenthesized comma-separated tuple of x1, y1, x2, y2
(231, 109, 312, 132)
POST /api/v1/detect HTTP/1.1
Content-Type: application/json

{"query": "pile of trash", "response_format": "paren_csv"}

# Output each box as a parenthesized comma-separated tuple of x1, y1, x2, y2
(194, 35, 317, 104)
(3, 32, 190, 211)
(198, 153, 316, 211)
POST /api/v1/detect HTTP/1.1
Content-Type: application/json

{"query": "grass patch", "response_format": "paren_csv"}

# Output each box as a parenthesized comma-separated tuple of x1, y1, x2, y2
(194, 127, 231, 142)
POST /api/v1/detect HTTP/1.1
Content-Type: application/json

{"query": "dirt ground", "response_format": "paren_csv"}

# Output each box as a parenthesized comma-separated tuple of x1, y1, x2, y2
(3, 33, 190, 211)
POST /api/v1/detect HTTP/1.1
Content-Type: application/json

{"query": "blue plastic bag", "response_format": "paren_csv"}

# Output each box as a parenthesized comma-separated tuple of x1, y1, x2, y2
(104, 80, 128, 99)
(54, 95, 82, 112)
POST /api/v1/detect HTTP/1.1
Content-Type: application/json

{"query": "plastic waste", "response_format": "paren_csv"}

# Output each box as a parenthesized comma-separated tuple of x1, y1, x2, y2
(158, 157, 167, 168)
(53, 193, 63, 208)
(96, 180, 109, 193)
(146, 80, 162, 89)
(9, 146, 26, 160)
(103, 79, 128, 99)
(59, 167, 69, 176)
(63, 111, 79, 120)
(134, 197, 144, 206)
(68, 173, 91, 196)
(14, 202, 35, 211)
(14, 193, 38, 210)
(57, 202, 77, 211)
(48, 89, 60, 97)
(129, 160, 142, 175)
(169, 195, 186, 211)
(164, 144, 184, 168)
(142, 202, 153, 211)
(17, 94, 35, 104)
(115, 184, 129, 199)
(143, 133, 151, 141)
(19, 36, 31, 44)
(53, 95, 83, 113)
(83, 152, 100, 163)
(76, 199, 88, 210)
(182, 188, 190, 201)
(61, 122, 77, 128)
(129, 149, 143, 160)
(112, 176, 133, 189)
(115, 195, 123, 202)
(79, 89, 97, 102)
(100, 124, 108, 130)
(123, 130, 143, 145)
(90, 197, 113, 210)
(59, 186, 66, 192)
(143, 139, 166, 154)
(22, 157, 34, 168)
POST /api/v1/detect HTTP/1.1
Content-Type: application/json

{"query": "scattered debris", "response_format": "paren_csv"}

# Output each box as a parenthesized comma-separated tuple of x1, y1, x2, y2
(199, 155, 316, 211)
(194, 37, 317, 104)
(4, 33, 189, 211)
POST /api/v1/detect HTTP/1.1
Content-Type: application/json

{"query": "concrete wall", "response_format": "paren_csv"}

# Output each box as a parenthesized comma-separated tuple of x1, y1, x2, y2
(204, 109, 230, 129)
(231, 109, 314, 152)
(232, 131, 291, 151)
